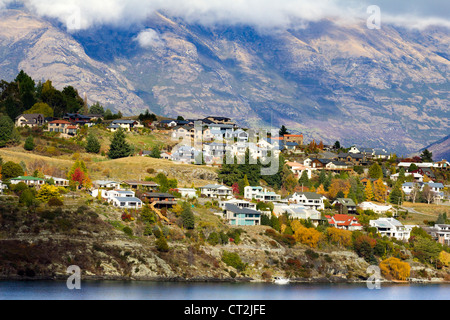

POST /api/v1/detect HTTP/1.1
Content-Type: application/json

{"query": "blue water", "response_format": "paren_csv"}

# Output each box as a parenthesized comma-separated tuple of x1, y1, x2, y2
(0, 281, 449, 300)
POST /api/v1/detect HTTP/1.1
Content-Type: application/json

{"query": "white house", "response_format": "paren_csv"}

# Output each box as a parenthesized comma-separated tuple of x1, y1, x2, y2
(178, 188, 198, 199)
(325, 214, 363, 231)
(390, 172, 424, 182)
(111, 197, 143, 209)
(44, 176, 70, 187)
(369, 218, 411, 241)
(244, 186, 281, 202)
(273, 203, 322, 226)
(10, 176, 45, 187)
(106, 190, 135, 202)
(0, 180, 6, 194)
(285, 162, 313, 179)
(288, 192, 326, 210)
(199, 184, 233, 199)
(93, 180, 121, 189)
(358, 202, 394, 214)
(425, 224, 450, 246)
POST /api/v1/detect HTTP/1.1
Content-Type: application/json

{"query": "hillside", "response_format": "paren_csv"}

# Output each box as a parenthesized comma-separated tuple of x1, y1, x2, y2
(422, 135, 450, 161)
(0, 8, 449, 154)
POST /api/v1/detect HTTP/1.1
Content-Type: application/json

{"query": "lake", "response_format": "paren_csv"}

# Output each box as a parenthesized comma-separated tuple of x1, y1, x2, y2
(0, 281, 449, 300)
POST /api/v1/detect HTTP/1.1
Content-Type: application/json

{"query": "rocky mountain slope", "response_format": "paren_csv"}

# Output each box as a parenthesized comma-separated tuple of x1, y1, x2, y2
(421, 134, 450, 161)
(0, 8, 449, 154)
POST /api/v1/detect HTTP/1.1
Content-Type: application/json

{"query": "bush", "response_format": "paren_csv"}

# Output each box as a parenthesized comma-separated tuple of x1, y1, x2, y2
(156, 236, 169, 252)
(48, 197, 63, 207)
(19, 189, 35, 207)
(207, 232, 221, 246)
(379, 257, 411, 281)
(123, 227, 133, 237)
(222, 251, 246, 272)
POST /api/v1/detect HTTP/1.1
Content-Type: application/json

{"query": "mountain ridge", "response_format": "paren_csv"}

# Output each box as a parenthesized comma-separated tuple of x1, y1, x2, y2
(0, 8, 448, 154)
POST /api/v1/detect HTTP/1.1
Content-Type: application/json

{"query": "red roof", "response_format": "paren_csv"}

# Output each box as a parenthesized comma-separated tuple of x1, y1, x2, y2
(50, 120, 71, 125)
(327, 214, 361, 227)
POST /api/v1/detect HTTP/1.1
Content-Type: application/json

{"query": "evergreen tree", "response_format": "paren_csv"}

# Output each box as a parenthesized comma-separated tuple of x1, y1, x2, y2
(108, 129, 132, 159)
(279, 125, 289, 137)
(298, 170, 311, 188)
(85, 133, 101, 154)
(389, 182, 404, 205)
(181, 202, 195, 230)
(368, 162, 383, 179)
(24, 135, 35, 151)
(0, 115, 14, 147)
(420, 149, 433, 163)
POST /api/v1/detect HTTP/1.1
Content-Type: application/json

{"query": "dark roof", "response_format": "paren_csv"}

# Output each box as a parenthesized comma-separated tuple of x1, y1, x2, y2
(142, 192, 176, 199)
(224, 204, 261, 215)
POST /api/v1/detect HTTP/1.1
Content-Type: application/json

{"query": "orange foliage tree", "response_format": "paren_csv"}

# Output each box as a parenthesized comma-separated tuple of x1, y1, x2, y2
(328, 179, 351, 199)
(327, 227, 353, 248)
(373, 179, 387, 202)
(379, 257, 411, 281)
(292, 224, 323, 248)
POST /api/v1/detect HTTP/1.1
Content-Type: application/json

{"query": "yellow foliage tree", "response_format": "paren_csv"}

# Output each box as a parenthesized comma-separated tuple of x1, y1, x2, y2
(379, 257, 411, 281)
(328, 179, 351, 199)
(439, 251, 450, 266)
(327, 227, 353, 248)
(373, 179, 387, 203)
(364, 180, 374, 201)
(316, 184, 327, 196)
(293, 226, 323, 248)
(37, 184, 61, 203)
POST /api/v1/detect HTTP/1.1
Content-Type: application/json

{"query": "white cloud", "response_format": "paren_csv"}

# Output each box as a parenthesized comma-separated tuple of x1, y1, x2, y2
(1, 0, 448, 31)
(135, 29, 164, 48)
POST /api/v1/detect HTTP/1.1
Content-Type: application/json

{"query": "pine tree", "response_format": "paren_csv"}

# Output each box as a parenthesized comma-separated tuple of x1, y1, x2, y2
(85, 133, 101, 154)
(108, 129, 132, 159)
(369, 163, 383, 179)
(298, 170, 311, 188)
(389, 182, 404, 205)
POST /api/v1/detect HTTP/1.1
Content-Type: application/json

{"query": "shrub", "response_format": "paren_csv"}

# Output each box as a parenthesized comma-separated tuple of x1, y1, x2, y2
(156, 236, 169, 252)
(48, 197, 64, 207)
(207, 232, 221, 246)
(379, 257, 411, 281)
(222, 251, 246, 272)
(19, 189, 35, 207)
(305, 249, 319, 260)
(123, 227, 133, 237)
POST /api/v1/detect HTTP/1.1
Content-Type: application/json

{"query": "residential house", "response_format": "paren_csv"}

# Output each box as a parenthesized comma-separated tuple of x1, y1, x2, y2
(369, 218, 411, 241)
(15, 114, 44, 128)
(434, 160, 450, 170)
(219, 199, 257, 211)
(244, 186, 281, 202)
(358, 202, 394, 214)
(273, 204, 322, 226)
(47, 120, 78, 137)
(373, 148, 391, 160)
(288, 192, 326, 210)
(199, 184, 233, 199)
(160, 152, 172, 160)
(172, 125, 194, 140)
(44, 176, 69, 187)
(309, 158, 333, 170)
(178, 188, 198, 199)
(140, 192, 177, 209)
(337, 153, 368, 166)
(10, 176, 45, 187)
(63, 113, 94, 125)
(105, 190, 136, 202)
(326, 214, 363, 231)
(222, 203, 261, 226)
(332, 198, 357, 215)
(348, 146, 360, 154)
(283, 134, 304, 146)
(203, 116, 235, 126)
(424, 224, 450, 246)
(93, 180, 121, 189)
(285, 161, 313, 179)
(110, 120, 142, 132)
(390, 172, 423, 182)
(171, 145, 201, 164)
(111, 197, 143, 209)
(325, 161, 352, 173)
(0, 180, 6, 194)
(122, 180, 159, 191)
(159, 120, 178, 128)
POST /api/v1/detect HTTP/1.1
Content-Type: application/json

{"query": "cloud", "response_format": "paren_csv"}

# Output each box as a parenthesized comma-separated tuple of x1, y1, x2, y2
(134, 29, 164, 48)
(1, 0, 449, 31)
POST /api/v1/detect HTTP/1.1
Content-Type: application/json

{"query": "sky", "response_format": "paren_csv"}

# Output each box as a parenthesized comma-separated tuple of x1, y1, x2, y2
(1, 0, 449, 32)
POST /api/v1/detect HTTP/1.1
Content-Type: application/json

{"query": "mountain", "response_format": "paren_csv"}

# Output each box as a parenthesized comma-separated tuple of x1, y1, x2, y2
(0, 8, 449, 155)
(420, 135, 450, 161)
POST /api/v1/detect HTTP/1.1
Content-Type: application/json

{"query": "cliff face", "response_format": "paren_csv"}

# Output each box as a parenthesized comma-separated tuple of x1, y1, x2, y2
(0, 9, 449, 154)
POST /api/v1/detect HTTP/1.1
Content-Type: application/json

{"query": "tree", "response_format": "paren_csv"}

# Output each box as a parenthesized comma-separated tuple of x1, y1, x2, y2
(293, 226, 323, 248)
(364, 180, 374, 201)
(181, 202, 195, 230)
(68, 160, 91, 189)
(333, 141, 341, 150)
(24, 136, 35, 151)
(368, 163, 383, 179)
(0, 115, 14, 147)
(327, 228, 352, 248)
(108, 129, 132, 159)
(89, 102, 105, 115)
(420, 149, 433, 163)
(85, 133, 101, 154)
(1, 161, 24, 180)
(409, 183, 420, 203)
(19, 189, 35, 207)
(36, 184, 61, 203)
(298, 170, 311, 188)
(421, 184, 435, 205)
(24, 102, 54, 118)
(379, 257, 410, 281)
(373, 179, 387, 203)
(389, 182, 404, 205)
(279, 125, 289, 137)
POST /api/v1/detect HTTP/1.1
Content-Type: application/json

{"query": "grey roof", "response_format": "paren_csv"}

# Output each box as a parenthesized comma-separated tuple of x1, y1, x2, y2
(292, 192, 324, 200)
(336, 198, 356, 207)
(16, 113, 44, 120)
(225, 203, 261, 215)
(200, 184, 231, 190)
(114, 197, 142, 202)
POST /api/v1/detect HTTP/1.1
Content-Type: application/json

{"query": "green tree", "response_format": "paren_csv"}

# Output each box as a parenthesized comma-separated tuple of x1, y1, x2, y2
(279, 125, 289, 137)
(24, 135, 35, 151)
(24, 102, 54, 118)
(181, 202, 195, 230)
(85, 133, 101, 154)
(19, 189, 35, 207)
(368, 163, 383, 179)
(420, 149, 433, 163)
(89, 102, 105, 115)
(1, 161, 24, 180)
(0, 115, 14, 147)
(108, 129, 132, 159)
(298, 170, 311, 188)
(389, 182, 404, 205)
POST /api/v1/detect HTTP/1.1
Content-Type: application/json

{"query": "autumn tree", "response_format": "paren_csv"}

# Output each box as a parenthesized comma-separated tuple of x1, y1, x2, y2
(364, 180, 374, 201)
(292, 224, 323, 248)
(373, 179, 387, 203)
(327, 228, 352, 248)
(68, 160, 91, 190)
(36, 184, 61, 203)
(379, 257, 411, 281)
